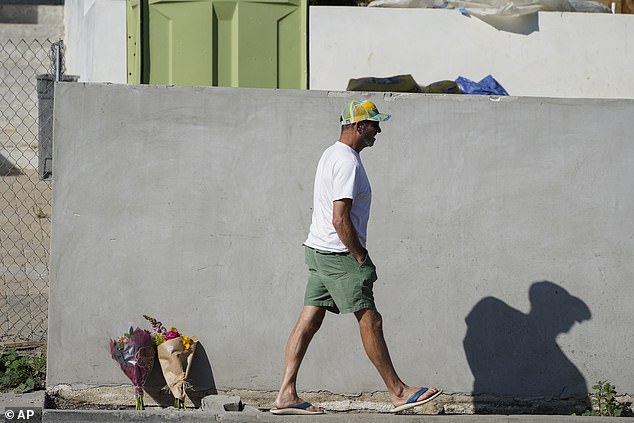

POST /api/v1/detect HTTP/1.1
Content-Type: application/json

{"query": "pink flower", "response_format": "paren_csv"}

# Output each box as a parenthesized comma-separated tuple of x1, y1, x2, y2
(165, 330, 180, 340)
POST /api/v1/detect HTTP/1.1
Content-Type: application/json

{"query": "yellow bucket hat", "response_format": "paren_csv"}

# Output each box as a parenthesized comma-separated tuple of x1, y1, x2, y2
(340, 100, 391, 125)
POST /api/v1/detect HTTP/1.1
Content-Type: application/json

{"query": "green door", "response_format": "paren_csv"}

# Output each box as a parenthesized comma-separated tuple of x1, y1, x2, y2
(126, 0, 307, 89)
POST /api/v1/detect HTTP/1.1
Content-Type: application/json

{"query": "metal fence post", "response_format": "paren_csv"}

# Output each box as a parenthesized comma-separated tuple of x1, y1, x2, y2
(53, 40, 63, 82)
(38, 41, 77, 180)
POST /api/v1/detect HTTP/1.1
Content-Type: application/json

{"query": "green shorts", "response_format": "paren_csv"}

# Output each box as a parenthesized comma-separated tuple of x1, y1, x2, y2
(303, 246, 378, 314)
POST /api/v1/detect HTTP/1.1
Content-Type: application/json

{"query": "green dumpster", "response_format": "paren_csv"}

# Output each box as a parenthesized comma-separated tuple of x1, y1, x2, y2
(127, 0, 307, 89)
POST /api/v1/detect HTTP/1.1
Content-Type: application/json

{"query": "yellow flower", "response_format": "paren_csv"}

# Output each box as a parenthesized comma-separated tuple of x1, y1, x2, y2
(182, 335, 192, 350)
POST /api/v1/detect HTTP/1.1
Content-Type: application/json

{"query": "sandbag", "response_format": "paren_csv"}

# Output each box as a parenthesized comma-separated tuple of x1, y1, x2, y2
(346, 74, 421, 93)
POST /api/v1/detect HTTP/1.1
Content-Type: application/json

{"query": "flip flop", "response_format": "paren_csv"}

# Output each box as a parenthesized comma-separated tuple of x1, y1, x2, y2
(391, 387, 443, 413)
(270, 401, 325, 415)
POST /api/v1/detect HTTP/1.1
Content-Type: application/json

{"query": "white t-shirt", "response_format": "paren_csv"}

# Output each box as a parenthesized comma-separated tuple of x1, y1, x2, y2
(304, 141, 371, 252)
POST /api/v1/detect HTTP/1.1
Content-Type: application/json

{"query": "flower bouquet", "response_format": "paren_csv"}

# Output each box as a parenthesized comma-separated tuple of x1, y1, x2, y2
(144, 315, 198, 409)
(109, 327, 155, 410)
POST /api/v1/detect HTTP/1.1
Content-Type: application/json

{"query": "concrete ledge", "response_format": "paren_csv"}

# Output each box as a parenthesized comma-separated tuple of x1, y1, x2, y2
(2, 389, 631, 422)
(40, 409, 634, 423)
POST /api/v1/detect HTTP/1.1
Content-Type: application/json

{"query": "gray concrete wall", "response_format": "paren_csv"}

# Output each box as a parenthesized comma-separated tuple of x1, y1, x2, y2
(48, 83, 634, 400)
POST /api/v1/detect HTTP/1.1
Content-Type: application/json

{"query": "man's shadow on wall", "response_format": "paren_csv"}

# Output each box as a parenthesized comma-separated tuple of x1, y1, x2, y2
(463, 281, 591, 414)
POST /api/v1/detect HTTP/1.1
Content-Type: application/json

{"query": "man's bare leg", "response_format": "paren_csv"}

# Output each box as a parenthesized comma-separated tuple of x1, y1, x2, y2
(274, 306, 326, 412)
(354, 308, 441, 407)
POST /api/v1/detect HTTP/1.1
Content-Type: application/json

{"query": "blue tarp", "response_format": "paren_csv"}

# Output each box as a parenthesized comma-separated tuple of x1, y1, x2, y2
(456, 75, 509, 96)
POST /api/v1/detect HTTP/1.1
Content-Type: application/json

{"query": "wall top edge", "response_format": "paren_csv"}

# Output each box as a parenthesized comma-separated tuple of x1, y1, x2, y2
(55, 82, 634, 104)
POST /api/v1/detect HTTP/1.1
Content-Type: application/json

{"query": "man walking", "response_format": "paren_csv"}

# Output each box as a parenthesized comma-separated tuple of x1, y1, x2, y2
(271, 100, 442, 415)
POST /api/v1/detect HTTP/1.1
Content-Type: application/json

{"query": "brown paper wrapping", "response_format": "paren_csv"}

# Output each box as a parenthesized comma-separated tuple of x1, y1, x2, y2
(157, 336, 198, 401)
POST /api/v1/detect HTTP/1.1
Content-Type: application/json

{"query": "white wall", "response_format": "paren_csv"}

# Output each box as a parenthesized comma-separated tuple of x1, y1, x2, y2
(64, 0, 127, 83)
(309, 7, 634, 99)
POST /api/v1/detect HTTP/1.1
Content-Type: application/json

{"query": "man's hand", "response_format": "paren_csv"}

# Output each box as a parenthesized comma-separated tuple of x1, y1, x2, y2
(332, 199, 366, 264)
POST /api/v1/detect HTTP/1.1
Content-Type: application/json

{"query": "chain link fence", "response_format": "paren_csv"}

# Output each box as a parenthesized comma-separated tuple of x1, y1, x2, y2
(1, 38, 63, 345)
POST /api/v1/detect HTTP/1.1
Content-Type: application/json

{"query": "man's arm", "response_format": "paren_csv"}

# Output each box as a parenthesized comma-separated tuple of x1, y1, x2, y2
(332, 198, 366, 264)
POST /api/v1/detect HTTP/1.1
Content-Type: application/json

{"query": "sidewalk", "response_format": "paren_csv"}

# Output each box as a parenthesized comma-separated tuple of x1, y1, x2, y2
(2, 391, 634, 423)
